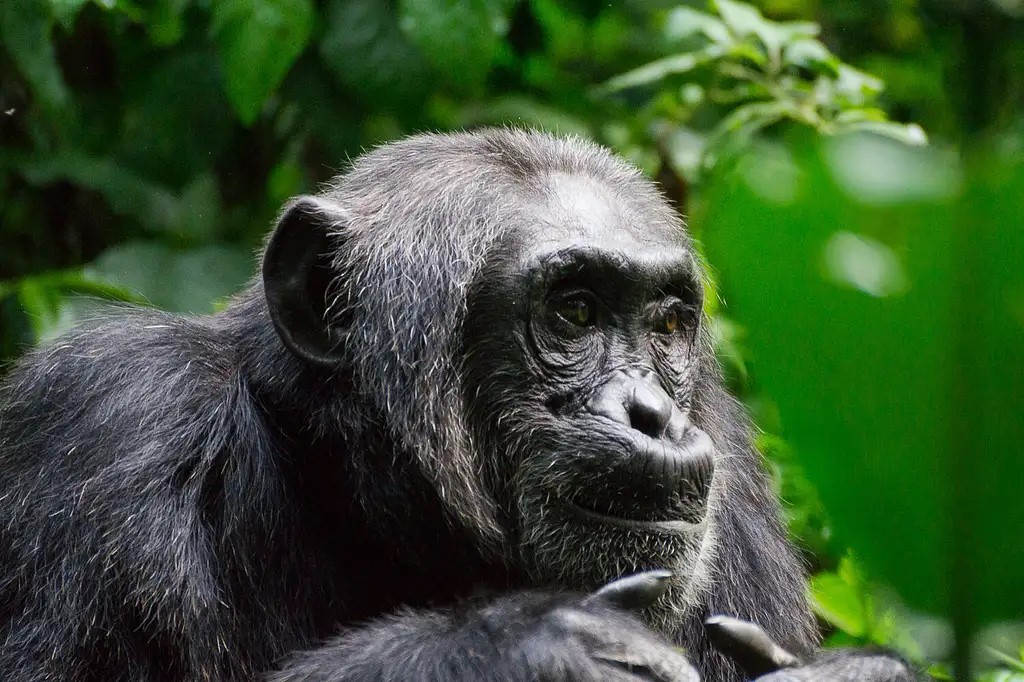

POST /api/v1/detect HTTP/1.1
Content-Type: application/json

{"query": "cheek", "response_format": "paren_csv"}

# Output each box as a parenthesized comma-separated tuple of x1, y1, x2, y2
(525, 320, 607, 387)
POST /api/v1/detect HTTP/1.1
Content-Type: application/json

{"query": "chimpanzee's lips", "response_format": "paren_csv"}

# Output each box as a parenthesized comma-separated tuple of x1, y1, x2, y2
(558, 431, 715, 529)
(563, 495, 709, 532)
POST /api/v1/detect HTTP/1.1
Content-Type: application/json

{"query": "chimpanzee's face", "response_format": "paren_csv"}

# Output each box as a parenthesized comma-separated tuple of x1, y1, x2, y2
(463, 171, 717, 599)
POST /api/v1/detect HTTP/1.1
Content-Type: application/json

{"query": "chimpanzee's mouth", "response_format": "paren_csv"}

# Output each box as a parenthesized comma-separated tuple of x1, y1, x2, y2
(562, 494, 708, 531)
(558, 440, 714, 529)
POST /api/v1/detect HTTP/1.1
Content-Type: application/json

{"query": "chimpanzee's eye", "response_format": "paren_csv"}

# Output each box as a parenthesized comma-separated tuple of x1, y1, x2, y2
(654, 309, 679, 334)
(555, 296, 595, 327)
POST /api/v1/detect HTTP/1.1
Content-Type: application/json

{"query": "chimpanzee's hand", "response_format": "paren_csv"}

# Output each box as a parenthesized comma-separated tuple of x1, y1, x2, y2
(477, 570, 700, 682)
(705, 615, 921, 682)
(271, 570, 699, 681)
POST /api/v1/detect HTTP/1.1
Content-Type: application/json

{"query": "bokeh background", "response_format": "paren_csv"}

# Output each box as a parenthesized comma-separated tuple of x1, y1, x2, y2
(2, 1, 1022, 679)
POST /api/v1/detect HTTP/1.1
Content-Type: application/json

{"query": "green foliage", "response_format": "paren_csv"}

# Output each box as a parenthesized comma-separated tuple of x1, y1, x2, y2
(211, 0, 315, 124)
(597, 0, 924, 183)
(0, 0, 69, 115)
(703, 133, 1024, 674)
(398, 0, 514, 88)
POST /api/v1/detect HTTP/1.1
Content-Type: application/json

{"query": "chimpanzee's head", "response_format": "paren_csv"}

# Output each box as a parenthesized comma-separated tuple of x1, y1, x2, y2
(262, 129, 721, 612)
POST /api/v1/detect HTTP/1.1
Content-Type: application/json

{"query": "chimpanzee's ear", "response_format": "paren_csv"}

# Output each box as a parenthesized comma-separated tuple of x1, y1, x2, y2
(263, 196, 349, 368)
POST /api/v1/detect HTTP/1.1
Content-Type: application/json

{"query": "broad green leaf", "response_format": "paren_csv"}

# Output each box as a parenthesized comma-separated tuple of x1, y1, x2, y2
(812, 569, 869, 637)
(320, 0, 430, 103)
(398, 0, 513, 87)
(211, 0, 314, 125)
(1, 0, 68, 113)
(704, 134, 1024, 648)
(2, 269, 143, 343)
(12, 153, 181, 231)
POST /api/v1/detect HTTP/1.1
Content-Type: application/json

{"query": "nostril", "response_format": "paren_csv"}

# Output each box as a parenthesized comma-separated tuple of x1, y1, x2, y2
(627, 387, 672, 438)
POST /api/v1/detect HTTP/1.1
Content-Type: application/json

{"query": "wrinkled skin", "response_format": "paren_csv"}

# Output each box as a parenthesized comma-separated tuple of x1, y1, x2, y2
(0, 130, 918, 681)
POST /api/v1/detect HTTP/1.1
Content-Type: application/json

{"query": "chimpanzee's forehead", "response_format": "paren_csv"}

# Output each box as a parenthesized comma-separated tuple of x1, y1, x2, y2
(510, 170, 687, 259)
(525, 171, 684, 247)
(502, 171, 696, 290)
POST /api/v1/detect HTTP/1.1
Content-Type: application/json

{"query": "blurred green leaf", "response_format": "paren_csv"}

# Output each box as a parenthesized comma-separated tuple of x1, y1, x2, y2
(320, 0, 430, 103)
(597, 46, 726, 93)
(1, 0, 69, 113)
(87, 242, 253, 313)
(714, 0, 766, 39)
(398, 0, 513, 87)
(812, 556, 871, 638)
(50, 0, 90, 29)
(530, 0, 587, 63)
(0, 269, 143, 342)
(211, 0, 314, 125)
(146, 0, 191, 46)
(834, 120, 928, 146)
(784, 38, 838, 75)
(834, 64, 885, 106)
(704, 134, 1024, 646)
(663, 6, 730, 45)
(11, 153, 180, 229)
(714, 0, 817, 59)
(118, 50, 233, 185)
(454, 95, 592, 136)
(7, 153, 218, 240)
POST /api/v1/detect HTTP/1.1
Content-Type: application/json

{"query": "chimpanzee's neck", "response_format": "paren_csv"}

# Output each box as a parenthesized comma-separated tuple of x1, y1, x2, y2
(214, 286, 515, 617)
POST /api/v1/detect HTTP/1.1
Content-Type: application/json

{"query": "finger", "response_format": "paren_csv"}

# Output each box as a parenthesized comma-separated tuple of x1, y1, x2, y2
(588, 570, 673, 612)
(593, 648, 700, 682)
(704, 615, 802, 678)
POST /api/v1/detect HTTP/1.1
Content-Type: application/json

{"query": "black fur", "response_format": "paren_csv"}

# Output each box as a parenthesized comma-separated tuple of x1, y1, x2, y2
(0, 130, 904, 681)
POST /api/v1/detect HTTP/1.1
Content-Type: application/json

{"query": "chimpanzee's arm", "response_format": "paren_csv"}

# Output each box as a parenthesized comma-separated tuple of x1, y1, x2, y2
(270, 574, 700, 682)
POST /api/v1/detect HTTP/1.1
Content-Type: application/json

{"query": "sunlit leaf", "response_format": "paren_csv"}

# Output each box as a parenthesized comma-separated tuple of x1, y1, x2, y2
(834, 120, 928, 146)
(596, 46, 726, 93)
(664, 6, 730, 45)
(834, 64, 885, 106)
(812, 557, 870, 638)
(784, 38, 838, 75)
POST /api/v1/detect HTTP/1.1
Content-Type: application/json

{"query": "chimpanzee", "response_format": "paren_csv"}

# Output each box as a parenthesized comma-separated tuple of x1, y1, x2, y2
(0, 129, 917, 680)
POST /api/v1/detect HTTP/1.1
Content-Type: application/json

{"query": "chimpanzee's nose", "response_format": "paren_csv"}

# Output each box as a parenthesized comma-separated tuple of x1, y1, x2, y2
(626, 379, 674, 438)
(580, 368, 714, 524)
(586, 368, 681, 440)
